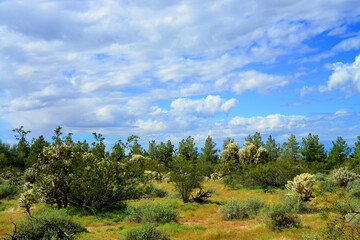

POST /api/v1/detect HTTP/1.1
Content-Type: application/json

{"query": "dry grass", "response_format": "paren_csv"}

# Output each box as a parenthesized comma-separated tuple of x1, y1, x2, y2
(0, 181, 329, 240)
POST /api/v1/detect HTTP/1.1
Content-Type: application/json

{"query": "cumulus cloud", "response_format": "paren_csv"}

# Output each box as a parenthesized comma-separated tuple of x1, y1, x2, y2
(230, 114, 307, 132)
(230, 71, 288, 94)
(170, 95, 237, 117)
(320, 54, 360, 94)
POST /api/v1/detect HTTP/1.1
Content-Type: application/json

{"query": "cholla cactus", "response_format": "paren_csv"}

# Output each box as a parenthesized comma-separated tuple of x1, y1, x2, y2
(254, 148, 268, 164)
(239, 142, 257, 164)
(19, 183, 38, 214)
(331, 167, 360, 187)
(286, 173, 316, 202)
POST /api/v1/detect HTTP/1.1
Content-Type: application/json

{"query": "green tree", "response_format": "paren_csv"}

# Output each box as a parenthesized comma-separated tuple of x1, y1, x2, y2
(264, 135, 279, 161)
(328, 136, 351, 169)
(178, 136, 199, 161)
(51, 126, 63, 146)
(199, 136, 219, 164)
(110, 140, 126, 162)
(11, 126, 31, 168)
(91, 132, 106, 158)
(127, 135, 145, 156)
(279, 134, 300, 162)
(299, 133, 327, 164)
(245, 132, 263, 149)
(26, 136, 50, 167)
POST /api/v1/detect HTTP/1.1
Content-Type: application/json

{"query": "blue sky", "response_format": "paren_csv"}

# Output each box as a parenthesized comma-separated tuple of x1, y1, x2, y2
(1, 0, 360, 150)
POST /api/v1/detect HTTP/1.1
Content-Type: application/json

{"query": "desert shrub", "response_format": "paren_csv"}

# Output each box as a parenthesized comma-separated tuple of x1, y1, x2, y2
(127, 202, 178, 224)
(24, 168, 36, 184)
(285, 173, 316, 202)
(315, 172, 327, 181)
(141, 183, 167, 198)
(346, 179, 360, 197)
(237, 161, 304, 187)
(331, 167, 359, 187)
(261, 202, 301, 230)
(123, 223, 169, 240)
(9, 208, 86, 239)
(316, 180, 334, 194)
(282, 194, 316, 214)
(218, 197, 266, 220)
(0, 183, 17, 199)
(169, 191, 182, 199)
(205, 186, 217, 195)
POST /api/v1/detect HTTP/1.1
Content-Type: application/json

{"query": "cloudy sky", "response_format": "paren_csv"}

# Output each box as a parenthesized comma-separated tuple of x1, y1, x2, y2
(1, 0, 360, 149)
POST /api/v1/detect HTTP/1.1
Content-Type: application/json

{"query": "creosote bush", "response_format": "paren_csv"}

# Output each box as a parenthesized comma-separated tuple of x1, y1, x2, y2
(141, 183, 167, 199)
(218, 197, 266, 220)
(0, 183, 17, 199)
(9, 208, 86, 240)
(127, 202, 178, 224)
(285, 173, 316, 202)
(346, 179, 360, 197)
(123, 223, 170, 240)
(260, 201, 301, 230)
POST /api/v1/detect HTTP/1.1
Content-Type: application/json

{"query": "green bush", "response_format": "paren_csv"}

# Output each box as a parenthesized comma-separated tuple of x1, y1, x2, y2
(316, 180, 333, 194)
(346, 179, 360, 197)
(261, 202, 301, 230)
(123, 223, 169, 240)
(141, 183, 167, 198)
(10, 208, 86, 239)
(282, 195, 315, 214)
(0, 183, 17, 199)
(314, 172, 327, 181)
(218, 197, 266, 220)
(127, 202, 178, 224)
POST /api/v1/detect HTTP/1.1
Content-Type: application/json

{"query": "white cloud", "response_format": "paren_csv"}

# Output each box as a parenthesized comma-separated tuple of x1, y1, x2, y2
(230, 114, 307, 132)
(170, 95, 237, 117)
(320, 54, 360, 94)
(231, 71, 288, 94)
(135, 119, 167, 132)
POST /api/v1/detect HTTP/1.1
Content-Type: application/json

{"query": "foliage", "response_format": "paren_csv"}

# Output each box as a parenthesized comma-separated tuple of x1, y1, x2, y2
(222, 137, 234, 150)
(127, 202, 178, 224)
(320, 194, 360, 240)
(285, 173, 316, 202)
(314, 172, 327, 181)
(69, 153, 146, 208)
(264, 135, 280, 161)
(299, 133, 327, 164)
(279, 134, 300, 162)
(141, 183, 168, 198)
(245, 132, 263, 149)
(328, 136, 351, 169)
(282, 194, 316, 214)
(237, 160, 304, 187)
(260, 201, 301, 230)
(26, 135, 50, 167)
(170, 155, 204, 203)
(34, 144, 75, 208)
(6, 208, 86, 240)
(218, 197, 266, 220)
(346, 179, 360, 197)
(199, 136, 219, 164)
(0, 183, 17, 199)
(331, 167, 360, 187)
(123, 223, 170, 240)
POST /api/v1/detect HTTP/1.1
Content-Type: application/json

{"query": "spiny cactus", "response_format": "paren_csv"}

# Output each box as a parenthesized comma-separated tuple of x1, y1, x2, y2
(331, 167, 360, 187)
(285, 173, 316, 202)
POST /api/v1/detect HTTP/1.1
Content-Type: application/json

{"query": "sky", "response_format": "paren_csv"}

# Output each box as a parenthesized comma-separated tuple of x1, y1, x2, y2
(1, 0, 360, 150)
